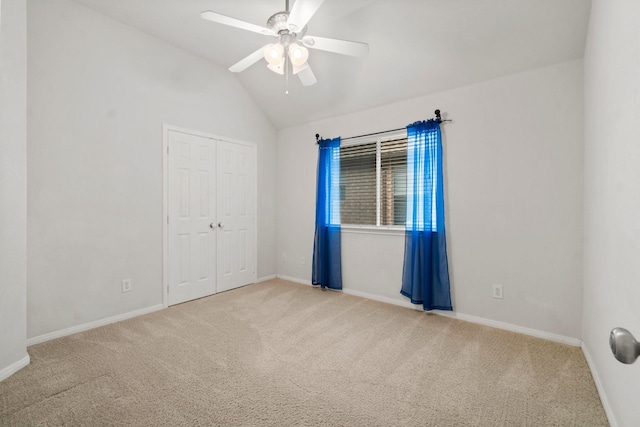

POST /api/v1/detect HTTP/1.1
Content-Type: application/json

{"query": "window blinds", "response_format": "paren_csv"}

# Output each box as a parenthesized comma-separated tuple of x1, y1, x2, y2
(339, 137, 407, 226)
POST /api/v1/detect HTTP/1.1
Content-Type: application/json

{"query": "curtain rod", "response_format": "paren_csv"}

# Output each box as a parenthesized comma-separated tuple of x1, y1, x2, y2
(315, 109, 452, 144)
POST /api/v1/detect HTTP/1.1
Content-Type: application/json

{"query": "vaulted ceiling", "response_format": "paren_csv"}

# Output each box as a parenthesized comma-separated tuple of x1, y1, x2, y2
(70, 0, 592, 129)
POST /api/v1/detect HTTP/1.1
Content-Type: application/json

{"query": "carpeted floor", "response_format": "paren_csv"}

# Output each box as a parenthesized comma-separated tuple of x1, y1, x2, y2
(1, 279, 608, 426)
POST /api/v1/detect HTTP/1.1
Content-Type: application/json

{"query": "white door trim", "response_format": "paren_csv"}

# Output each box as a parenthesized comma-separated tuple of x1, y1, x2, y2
(162, 124, 258, 308)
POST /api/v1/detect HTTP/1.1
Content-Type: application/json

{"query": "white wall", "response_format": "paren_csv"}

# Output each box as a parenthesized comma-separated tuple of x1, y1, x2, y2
(583, 0, 640, 425)
(0, 0, 29, 379)
(27, 0, 277, 339)
(277, 59, 584, 340)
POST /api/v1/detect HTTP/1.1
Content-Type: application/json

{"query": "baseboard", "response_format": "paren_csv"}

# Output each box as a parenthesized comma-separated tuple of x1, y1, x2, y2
(276, 276, 582, 348)
(256, 274, 277, 283)
(27, 304, 164, 347)
(0, 353, 30, 382)
(276, 274, 312, 286)
(437, 311, 582, 347)
(581, 342, 617, 427)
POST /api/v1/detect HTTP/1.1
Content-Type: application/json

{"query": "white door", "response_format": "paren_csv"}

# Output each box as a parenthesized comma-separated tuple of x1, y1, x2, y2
(217, 140, 256, 292)
(167, 131, 217, 305)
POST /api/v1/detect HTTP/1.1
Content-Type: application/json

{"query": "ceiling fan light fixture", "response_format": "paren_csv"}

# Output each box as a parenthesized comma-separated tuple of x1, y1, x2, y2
(288, 43, 309, 67)
(292, 61, 309, 75)
(267, 57, 285, 75)
(263, 43, 285, 65)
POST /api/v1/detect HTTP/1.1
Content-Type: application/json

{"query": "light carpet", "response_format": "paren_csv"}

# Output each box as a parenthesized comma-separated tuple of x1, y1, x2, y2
(0, 279, 608, 426)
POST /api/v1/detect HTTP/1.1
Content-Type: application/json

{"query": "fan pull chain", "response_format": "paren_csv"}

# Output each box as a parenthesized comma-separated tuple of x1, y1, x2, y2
(285, 54, 290, 95)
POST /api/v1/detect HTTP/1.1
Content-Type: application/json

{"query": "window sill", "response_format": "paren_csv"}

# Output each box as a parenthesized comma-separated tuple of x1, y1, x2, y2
(341, 225, 405, 236)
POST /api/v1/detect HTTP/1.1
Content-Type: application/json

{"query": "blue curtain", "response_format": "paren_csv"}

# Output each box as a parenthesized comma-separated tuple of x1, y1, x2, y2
(400, 120, 452, 311)
(312, 137, 342, 289)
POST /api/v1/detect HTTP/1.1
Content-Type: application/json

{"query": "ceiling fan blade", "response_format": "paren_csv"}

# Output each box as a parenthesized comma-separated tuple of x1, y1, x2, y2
(303, 35, 369, 58)
(201, 11, 274, 36)
(297, 65, 317, 87)
(287, 0, 325, 32)
(229, 46, 267, 73)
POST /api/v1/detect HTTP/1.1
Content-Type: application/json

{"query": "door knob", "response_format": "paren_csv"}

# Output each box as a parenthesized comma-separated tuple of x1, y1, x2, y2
(609, 327, 640, 364)
(217, 222, 223, 228)
(209, 223, 215, 229)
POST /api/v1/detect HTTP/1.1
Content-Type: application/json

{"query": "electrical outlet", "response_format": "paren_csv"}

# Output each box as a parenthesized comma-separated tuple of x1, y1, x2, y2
(301, 256, 306, 265)
(122, 279, 132, 293)
(492, 284, 503, 299)
(282, 253, 287, 263)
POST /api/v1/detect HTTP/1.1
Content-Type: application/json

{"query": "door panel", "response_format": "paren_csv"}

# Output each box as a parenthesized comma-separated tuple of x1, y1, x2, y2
(168, 131, 216, 305)
(217, 140, 256, 292)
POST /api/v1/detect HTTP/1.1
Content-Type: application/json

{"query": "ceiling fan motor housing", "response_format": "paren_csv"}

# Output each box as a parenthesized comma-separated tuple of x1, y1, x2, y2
(267, 11, 307, 44)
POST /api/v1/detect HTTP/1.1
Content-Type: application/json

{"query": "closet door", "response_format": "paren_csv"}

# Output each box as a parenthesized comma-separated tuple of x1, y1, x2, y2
(216, 140, 256, 292)
(167, 131, 217, 305)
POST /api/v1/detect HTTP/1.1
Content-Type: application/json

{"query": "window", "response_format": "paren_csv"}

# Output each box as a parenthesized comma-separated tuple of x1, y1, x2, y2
(339, 134, 407, 227)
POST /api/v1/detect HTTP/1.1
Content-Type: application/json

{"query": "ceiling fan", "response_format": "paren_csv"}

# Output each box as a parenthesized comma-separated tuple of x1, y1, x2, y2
(201, 0, 369, 88)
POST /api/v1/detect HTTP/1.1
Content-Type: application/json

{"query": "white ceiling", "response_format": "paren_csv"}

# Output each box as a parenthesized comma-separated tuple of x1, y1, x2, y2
(70, 0, 592, 130)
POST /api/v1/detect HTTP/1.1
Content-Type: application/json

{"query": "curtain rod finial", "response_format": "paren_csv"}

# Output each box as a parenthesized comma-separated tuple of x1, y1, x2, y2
(316, 133, 320, 144)
(435, 109, 441, 119)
